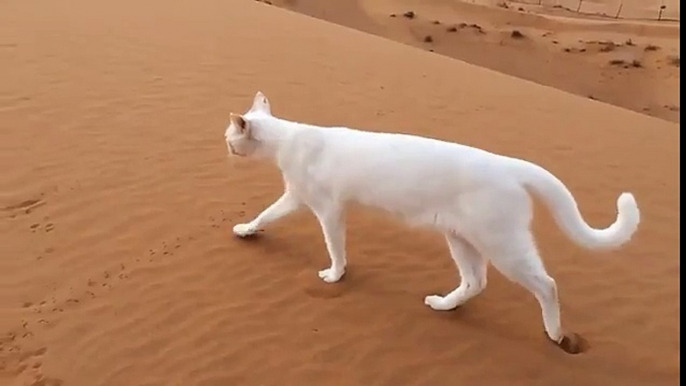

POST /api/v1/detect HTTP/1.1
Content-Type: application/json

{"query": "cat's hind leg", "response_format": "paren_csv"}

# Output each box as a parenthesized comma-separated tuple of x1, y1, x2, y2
(484, 230, 583, 353)
(425, 234, 488, 311)
(233, 190, 300, 237)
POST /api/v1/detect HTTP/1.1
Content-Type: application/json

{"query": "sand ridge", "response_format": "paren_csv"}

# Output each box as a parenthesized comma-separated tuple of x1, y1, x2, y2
(0, 0, 680, 385)
(269, 0, 680, 123)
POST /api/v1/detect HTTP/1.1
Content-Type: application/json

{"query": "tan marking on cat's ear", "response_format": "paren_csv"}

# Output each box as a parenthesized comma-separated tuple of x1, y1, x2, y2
(230, 113, 249, 135)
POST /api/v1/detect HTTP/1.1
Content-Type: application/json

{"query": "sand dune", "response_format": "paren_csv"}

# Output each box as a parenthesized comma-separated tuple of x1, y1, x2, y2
(463, 0, 680, 21)
(0, 0, 679, 385)
(271, 0, 680, 123)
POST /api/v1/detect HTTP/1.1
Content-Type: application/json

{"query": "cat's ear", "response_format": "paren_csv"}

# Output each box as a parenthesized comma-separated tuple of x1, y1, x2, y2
(249, 91, 271, 115)
(229, 113, 250, 135)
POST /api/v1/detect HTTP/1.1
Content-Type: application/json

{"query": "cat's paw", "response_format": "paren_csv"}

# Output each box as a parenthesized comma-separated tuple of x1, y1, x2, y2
(424, 295, 458, 311)
(233, 223, 258, 238)
(318, 267, 345, 283)
(545, 332, 589, 355)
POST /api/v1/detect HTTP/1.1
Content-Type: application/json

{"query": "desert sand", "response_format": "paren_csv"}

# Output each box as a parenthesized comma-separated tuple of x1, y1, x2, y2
(0, 0, 680, 385)
(271, 0, 681, 123)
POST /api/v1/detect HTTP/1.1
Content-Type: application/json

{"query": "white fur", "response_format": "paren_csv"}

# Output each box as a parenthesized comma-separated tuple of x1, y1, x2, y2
(225, 92, 641, 344)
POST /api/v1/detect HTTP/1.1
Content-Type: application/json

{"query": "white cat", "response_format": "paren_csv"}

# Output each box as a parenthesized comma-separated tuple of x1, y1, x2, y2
(225, 92, 640, 353)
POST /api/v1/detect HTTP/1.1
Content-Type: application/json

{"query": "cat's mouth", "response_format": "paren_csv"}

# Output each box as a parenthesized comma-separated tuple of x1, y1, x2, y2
(227, 141, 245, 157)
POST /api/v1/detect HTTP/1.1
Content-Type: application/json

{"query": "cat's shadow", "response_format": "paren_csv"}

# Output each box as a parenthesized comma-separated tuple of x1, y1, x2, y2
(233, 231, 590, 356)
(233, 231, 362, 299)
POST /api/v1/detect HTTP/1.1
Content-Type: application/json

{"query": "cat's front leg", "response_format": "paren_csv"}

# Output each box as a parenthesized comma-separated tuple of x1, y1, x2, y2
(233, 190, 300, 237)
(311, 204, 347, 283)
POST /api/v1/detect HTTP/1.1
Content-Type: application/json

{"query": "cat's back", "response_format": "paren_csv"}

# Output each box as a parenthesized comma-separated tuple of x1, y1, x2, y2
(300, 126, 508, 187)
(319, 126, 490, 164)
(282, 124, 522, 216)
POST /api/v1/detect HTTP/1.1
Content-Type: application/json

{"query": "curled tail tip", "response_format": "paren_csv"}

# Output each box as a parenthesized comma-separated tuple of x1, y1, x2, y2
(618, 192, 636, 202)
(618, 192, 638, 213)
(617, 191, 641, 232)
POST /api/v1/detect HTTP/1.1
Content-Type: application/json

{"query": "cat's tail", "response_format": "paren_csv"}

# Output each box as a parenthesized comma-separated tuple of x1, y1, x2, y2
(515, 160, 640, 250)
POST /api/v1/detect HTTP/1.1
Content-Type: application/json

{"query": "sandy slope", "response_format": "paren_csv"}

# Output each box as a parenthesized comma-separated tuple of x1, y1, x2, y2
(271, 0, 681, 123)
(0, 0, 680, 385)
(466, 0, 680, 21)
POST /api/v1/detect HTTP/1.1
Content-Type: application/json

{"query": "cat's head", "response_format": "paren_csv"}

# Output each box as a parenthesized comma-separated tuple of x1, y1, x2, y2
(225, 91, 272, 157)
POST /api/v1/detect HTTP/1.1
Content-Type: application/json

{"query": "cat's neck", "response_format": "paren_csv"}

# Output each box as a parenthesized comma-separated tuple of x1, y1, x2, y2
(251, 115, 304, 159)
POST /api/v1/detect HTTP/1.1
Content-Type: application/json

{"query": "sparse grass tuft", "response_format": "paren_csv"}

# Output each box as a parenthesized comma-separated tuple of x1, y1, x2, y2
(510, 30, 525, 39)
(599, 42, 617, 52)
(469, 24, 485, 34)
(608, 59, 642, 68)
